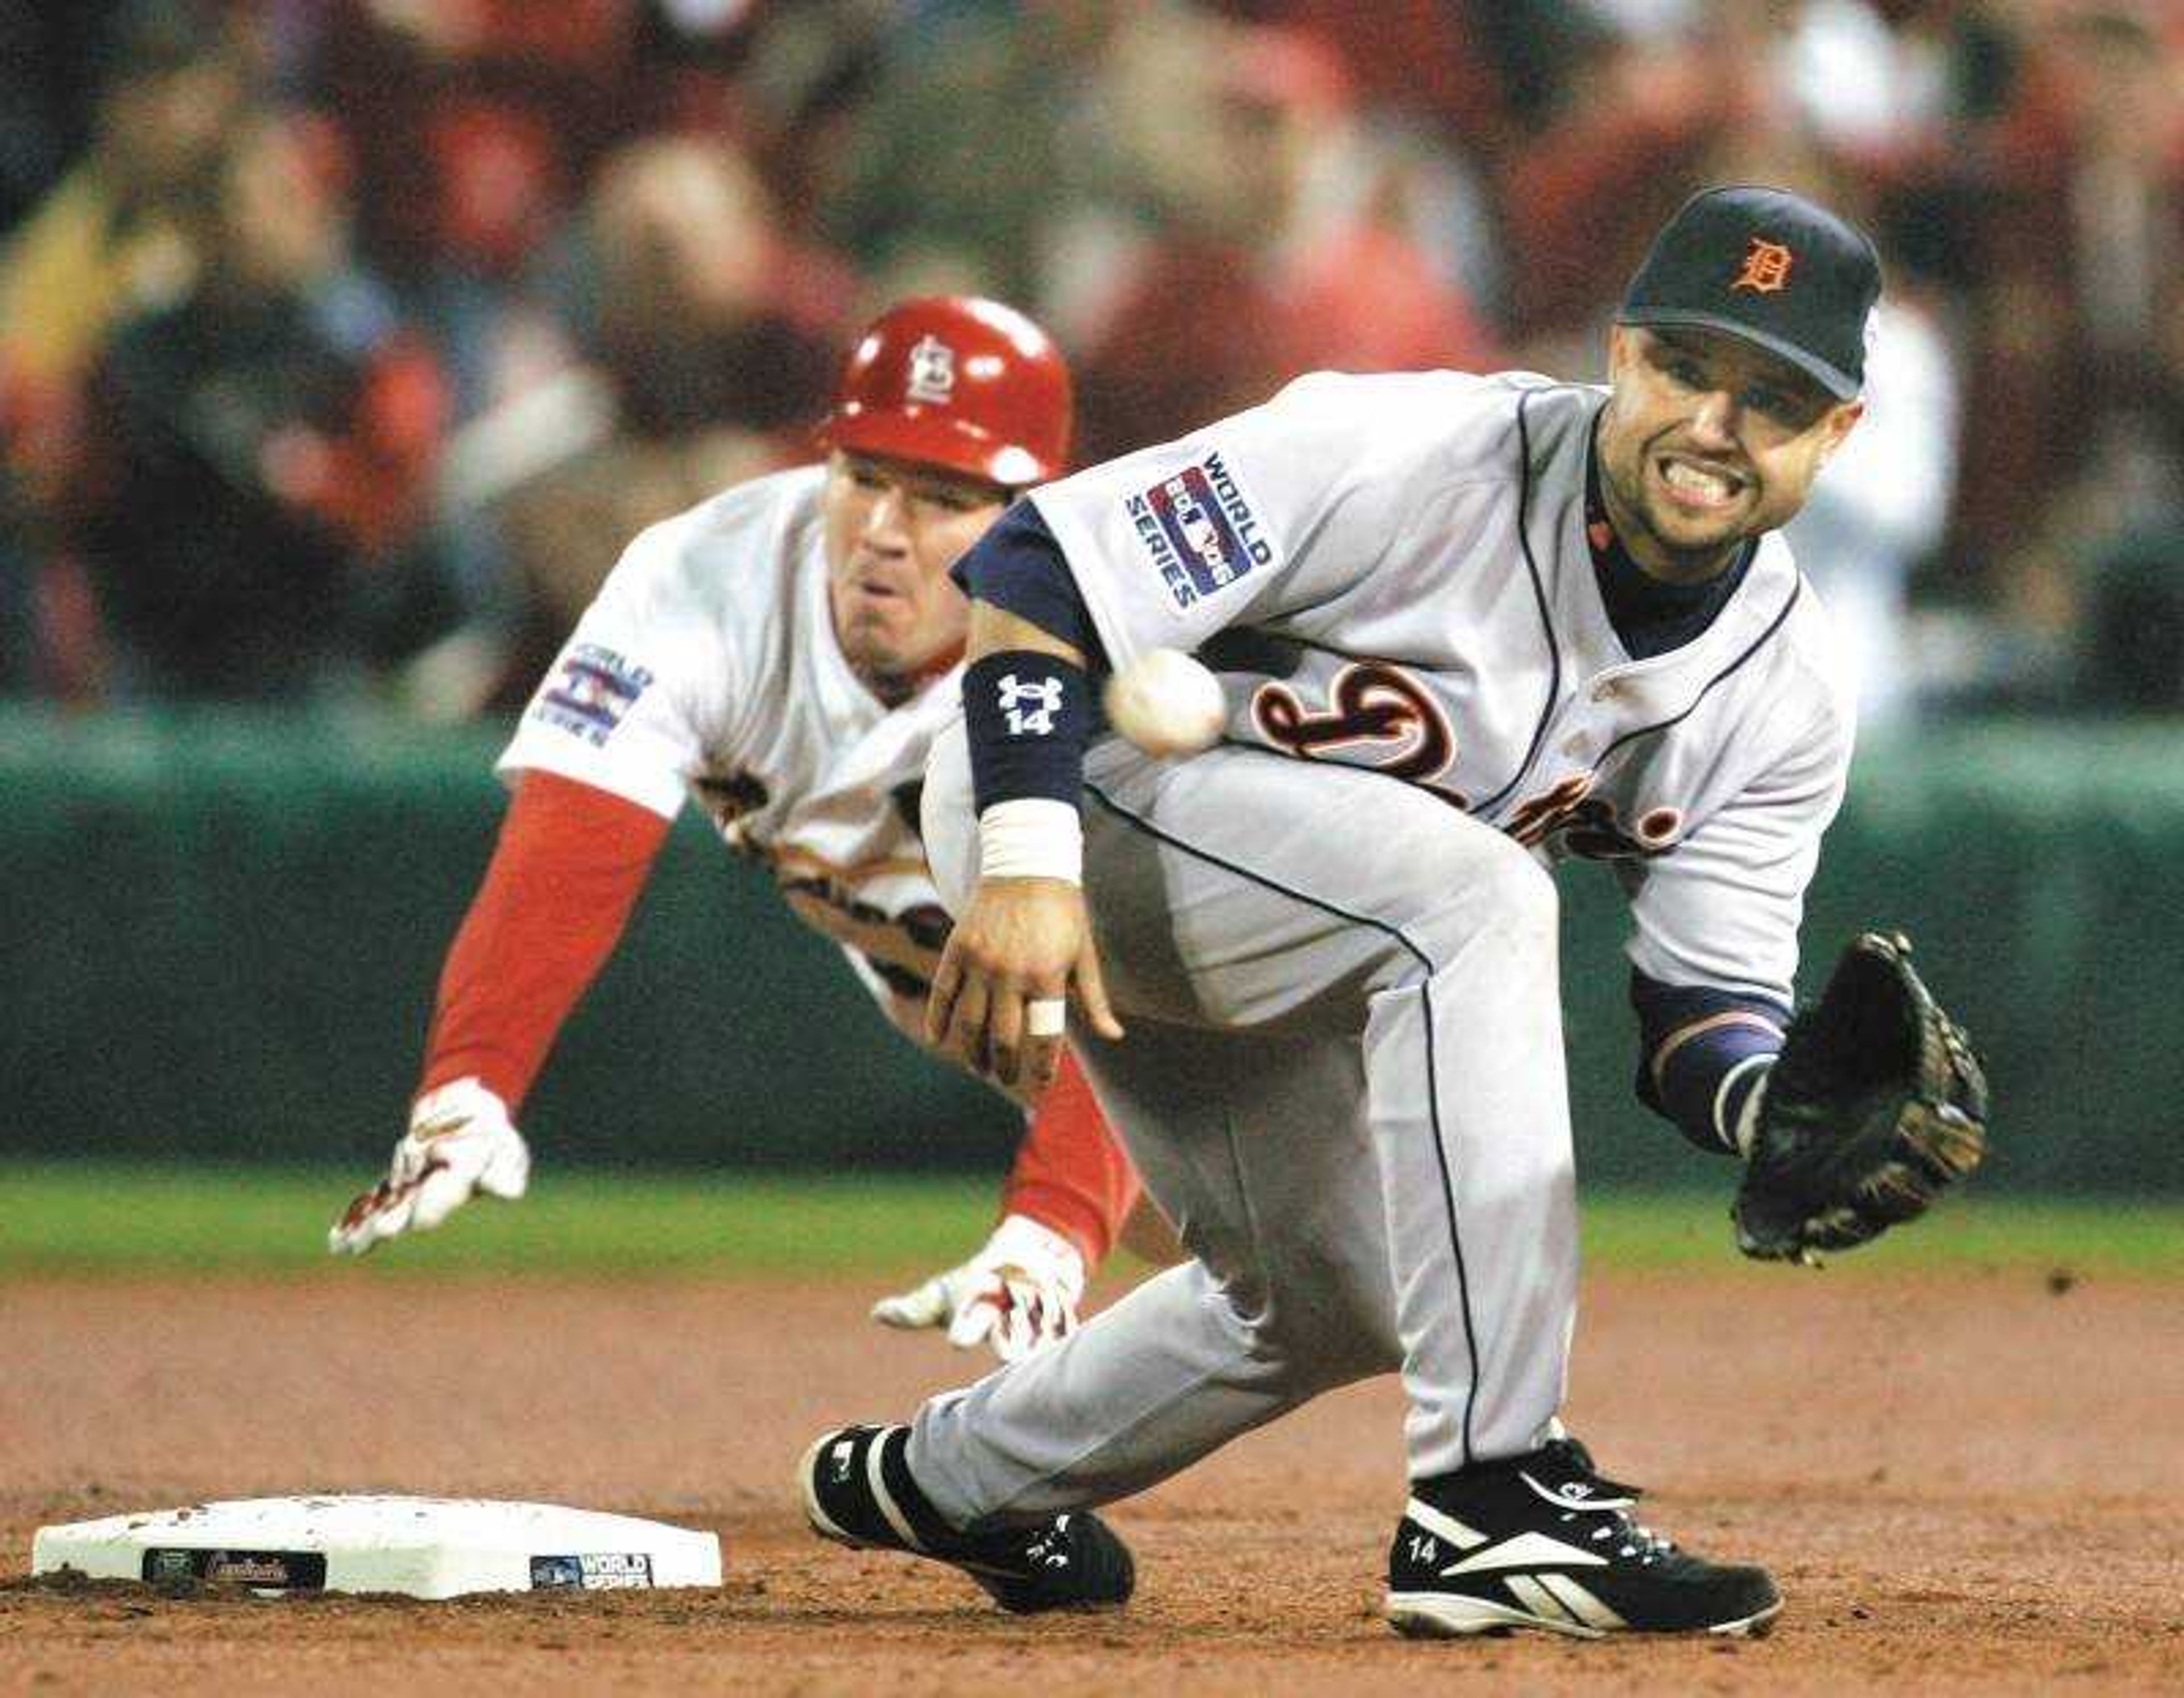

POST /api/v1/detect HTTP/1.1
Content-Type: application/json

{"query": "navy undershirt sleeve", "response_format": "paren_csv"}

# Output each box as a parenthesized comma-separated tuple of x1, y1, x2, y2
(1629, 970, 1790, 1155)
(954, 502, 1105, 668)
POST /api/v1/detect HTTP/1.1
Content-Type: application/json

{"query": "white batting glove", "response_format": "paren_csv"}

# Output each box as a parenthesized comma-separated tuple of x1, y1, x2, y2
(870, 1214, 1087, 1362)
(327, 1078, 531, 1256)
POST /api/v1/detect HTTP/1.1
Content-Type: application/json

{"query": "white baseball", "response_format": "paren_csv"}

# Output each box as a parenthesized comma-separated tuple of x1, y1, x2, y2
(1103, 648, 1226, 757)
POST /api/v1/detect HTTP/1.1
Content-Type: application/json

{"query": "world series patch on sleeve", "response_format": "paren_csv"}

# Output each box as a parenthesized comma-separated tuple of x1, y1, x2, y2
(533, 644, 655, 747)
(1124, 451, 1275, 610)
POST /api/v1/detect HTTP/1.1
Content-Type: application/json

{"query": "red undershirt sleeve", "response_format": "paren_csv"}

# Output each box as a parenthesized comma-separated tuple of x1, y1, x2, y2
(417, 769, 674, 1114)
(423, 770, 1144, 1259)
(999, 1047, 1142, 1270)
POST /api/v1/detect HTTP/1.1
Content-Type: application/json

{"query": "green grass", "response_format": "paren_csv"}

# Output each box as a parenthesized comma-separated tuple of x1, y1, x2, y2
(0, 1164, 993, 1275)
(2, 1163, 2178, 1276)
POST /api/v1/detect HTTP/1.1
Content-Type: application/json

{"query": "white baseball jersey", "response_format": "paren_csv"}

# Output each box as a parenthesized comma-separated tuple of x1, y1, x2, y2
(1029, 369, 1856, 1005)
(498, 463, 961, 1025)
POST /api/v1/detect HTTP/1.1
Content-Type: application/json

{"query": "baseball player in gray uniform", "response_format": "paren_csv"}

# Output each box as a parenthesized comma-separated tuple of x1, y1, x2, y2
(796, 188, 1929, 1635)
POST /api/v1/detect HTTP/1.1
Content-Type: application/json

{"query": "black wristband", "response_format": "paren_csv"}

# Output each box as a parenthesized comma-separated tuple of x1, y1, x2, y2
(965, 650, 1090, 813)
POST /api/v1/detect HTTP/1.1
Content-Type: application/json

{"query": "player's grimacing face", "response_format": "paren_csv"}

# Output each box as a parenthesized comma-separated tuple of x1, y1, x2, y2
(1597, 326, 1863, 583)
(824, 449, 1011, 696)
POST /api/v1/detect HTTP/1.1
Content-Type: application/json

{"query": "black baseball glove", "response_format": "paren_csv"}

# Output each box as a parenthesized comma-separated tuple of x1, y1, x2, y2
(1732, 931, 1988, 1264)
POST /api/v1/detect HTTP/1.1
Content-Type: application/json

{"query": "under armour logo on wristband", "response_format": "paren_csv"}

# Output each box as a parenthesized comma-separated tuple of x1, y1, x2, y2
(998, 673, 1064, 736)
(967, 649, 1087, 812)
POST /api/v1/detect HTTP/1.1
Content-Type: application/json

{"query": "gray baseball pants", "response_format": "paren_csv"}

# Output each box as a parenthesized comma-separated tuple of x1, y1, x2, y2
(911, 724, 1577, 1525)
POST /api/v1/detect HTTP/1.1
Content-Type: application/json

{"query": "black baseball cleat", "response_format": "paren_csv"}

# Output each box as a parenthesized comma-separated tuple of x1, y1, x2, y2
(1384, 1436, 1781, 1639)
(799, 1423, 1135, 1614)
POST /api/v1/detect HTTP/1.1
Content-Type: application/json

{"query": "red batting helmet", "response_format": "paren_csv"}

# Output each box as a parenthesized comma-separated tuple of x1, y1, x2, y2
(824, 296, 1073, 487)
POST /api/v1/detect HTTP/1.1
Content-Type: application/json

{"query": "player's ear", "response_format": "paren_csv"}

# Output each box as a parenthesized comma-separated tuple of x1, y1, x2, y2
(1814, 399, 1864, 469)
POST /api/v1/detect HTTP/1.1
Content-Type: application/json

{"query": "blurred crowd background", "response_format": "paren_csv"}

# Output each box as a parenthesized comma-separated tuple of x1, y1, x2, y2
(3, 0, 2182, 729)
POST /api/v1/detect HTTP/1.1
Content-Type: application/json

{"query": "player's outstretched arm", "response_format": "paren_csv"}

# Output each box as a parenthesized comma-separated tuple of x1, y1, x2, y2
(326, 771, 671, 1254)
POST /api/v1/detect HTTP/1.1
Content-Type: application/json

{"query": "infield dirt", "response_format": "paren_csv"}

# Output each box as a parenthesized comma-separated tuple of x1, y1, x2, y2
(3, 1265, 2178, 1695)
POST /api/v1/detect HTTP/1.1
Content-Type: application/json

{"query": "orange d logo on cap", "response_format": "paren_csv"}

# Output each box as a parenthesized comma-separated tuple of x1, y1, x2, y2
(1731, 236, 1794, 295)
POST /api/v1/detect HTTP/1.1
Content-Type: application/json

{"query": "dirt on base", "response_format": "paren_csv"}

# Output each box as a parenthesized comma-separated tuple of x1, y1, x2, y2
(2, 1263, 2179, 1696)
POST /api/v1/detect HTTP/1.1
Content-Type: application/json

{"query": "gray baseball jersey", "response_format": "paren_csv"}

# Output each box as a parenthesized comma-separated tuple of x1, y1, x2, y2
(904, 370, 1854, 1516)
(1043, 369, 1852, 1005)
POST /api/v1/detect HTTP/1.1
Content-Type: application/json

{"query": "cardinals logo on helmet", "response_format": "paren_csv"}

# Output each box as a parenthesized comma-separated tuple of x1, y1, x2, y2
(906, 335, 957, 405)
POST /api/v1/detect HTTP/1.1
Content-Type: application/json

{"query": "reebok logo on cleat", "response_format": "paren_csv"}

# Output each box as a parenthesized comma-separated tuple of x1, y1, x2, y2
(1436, 1531, 1611, 1578)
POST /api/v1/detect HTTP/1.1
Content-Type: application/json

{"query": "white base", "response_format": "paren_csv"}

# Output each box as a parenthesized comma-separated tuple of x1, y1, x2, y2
(32, 1496, 722, 1600)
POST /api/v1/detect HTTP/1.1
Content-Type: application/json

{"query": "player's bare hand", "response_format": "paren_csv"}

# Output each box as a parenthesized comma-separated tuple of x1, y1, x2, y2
(926, 876, 1122, 1089)
(328, 1078, 531, 1256)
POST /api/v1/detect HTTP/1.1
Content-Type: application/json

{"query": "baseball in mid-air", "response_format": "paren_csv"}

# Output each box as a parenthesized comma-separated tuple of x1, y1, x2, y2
(1103, 648, 1226, 757)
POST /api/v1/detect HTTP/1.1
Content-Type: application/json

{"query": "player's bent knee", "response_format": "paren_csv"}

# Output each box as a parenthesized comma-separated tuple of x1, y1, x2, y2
(1386, 823, 1557, 973)
(1491, 847, 1559, 937)
(1456, 826, 1556, 933)
(1388, 797, 1552, 904)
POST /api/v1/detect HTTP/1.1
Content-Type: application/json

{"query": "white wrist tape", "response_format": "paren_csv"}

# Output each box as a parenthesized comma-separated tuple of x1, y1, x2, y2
(978, 798, 1083, 885)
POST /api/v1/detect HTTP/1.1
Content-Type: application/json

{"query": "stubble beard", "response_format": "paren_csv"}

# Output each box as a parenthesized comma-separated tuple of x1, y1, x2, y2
(840, 622, 916, 706)
(1601, 437, 1751, 586)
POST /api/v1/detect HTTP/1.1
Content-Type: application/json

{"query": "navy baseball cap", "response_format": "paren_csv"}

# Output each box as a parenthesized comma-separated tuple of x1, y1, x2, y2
(1616, 185, 1882, 400)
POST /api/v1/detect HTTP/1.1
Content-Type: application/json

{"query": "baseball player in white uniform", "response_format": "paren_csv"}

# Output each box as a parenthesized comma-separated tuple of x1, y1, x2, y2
(799, 187, 1899, 1633)
(329, 297, 1148, 1363)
